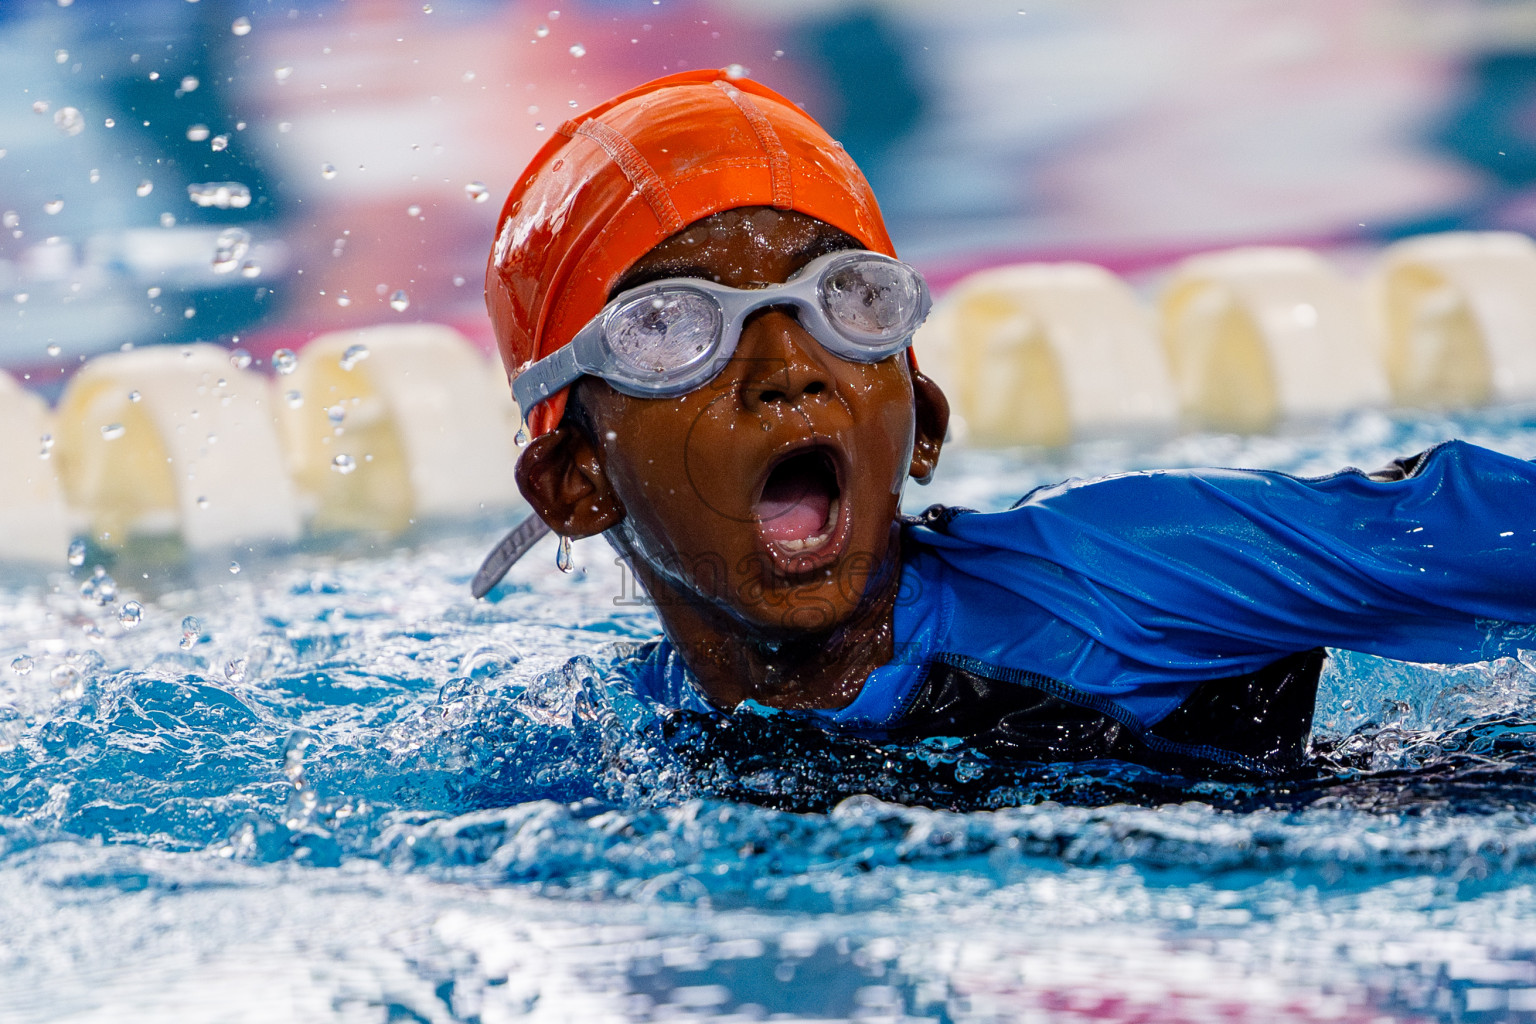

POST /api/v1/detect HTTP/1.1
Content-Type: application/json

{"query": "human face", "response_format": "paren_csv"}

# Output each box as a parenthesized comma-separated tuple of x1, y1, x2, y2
(577, 208, 930, 637)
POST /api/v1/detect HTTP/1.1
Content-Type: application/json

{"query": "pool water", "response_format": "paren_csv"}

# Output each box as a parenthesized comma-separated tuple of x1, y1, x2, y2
(6, 408, 1536, 1022)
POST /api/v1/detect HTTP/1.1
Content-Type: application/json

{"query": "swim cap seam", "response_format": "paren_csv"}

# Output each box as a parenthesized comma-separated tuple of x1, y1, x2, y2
(569, 118, 685, 234)
(713, 82, 793, 210)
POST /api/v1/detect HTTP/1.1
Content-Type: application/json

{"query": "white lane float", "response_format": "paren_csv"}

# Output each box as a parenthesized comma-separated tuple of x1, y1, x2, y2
(916, 262, 1177, 446)
(53, 344, 301, 551)
(270, 324, 523, 534)
(0, 370, 72, 564)
(1367, 231, 1536, 408)
(1159, 247, 1389, 433)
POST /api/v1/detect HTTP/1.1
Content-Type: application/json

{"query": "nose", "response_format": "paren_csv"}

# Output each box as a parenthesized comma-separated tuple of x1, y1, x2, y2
(735, 307, 834, 411)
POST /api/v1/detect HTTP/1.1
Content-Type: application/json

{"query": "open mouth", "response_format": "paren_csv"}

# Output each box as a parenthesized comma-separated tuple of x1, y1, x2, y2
(754, 448, 845, 564)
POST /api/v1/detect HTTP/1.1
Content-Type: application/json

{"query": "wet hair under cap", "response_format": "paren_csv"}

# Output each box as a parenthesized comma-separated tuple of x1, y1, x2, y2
(483, 69, 898, 437)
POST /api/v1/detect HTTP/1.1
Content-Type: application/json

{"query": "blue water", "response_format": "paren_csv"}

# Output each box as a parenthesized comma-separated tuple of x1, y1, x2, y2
(6, 409, 1536, 1022)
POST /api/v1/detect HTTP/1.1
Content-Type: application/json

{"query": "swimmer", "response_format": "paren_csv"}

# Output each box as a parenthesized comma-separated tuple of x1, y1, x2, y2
(478, 70, 1536, 778)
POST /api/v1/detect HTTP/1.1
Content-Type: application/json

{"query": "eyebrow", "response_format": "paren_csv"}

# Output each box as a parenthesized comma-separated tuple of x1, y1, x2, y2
(609, 263, 715, 298)
(607, 228, 867, 300)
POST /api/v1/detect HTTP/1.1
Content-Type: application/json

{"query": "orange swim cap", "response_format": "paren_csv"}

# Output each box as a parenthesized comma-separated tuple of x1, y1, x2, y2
(484, 69, 897, 436)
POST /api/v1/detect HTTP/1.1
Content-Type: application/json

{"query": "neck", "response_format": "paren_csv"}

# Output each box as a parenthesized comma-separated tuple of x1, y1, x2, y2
(627, 530, 902, 711)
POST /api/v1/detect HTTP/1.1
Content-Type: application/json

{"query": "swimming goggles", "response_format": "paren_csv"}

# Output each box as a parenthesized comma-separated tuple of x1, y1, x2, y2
(511, 248, 931, 411)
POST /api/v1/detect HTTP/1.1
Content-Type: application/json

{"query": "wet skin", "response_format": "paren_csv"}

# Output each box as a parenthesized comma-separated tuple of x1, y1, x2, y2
(516, 208, 948, 711)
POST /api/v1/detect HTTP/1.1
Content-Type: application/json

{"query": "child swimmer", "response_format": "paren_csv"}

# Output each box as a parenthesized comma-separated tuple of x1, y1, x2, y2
(479, 70, 1536, 778)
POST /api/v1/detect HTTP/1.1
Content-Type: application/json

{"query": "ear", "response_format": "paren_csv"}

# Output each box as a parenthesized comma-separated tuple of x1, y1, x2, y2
(514, 424, 627, 538)
(908, 371, 949, 485)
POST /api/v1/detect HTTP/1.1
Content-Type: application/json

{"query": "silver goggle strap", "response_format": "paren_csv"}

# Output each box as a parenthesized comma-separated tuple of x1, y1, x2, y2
(471, 512, 552, 598)
(512, 343, 584, 416)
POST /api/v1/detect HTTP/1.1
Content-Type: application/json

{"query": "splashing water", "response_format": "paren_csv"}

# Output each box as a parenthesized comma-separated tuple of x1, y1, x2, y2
(52, 106, 83, 136)
(187, 182, 251, 209)
(339, 343, 369, 371)
(117, 601, 142, 629)
(211, 227, 250, 274)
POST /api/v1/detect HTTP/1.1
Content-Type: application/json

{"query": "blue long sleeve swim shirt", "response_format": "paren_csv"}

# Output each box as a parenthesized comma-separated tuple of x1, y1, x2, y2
(626, 440, 1536, 761)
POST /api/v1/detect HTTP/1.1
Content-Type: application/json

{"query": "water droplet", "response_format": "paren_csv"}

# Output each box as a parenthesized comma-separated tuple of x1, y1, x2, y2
(536, 24, 549, 37)
(52, 664, 83, 697)
(187, 182, 251, 209)
(3, 211, 18, 229)
(39, 433, 54, 459)
(569, 43, 586, 57)
(180, 75, 200, 93)
(67, 539, 85, 566)
(43, 197, 63, 215)
(232, 16, 252, 35)
(283, 390, 303, 408)
(179, 616, 201, 650)
(88, 168, 100, 183)
(55, 49, 69, 63)
(210, 133, 229, 152)
(135, 180, 153, 197)
(334, 293, 351, 307)
(14, 293, 28, 305)
(229, 348, 252, 370)
(81, 565, 116, 606)
(46, 342, 62, 357)
(465, 181, 489, 203)
(224, 657, 247, 683)
(186, 124, 210, 142)
(240, 260, 261, 278)
(32, 100, 50, 115)
(534, 122, 545, 132)
(406, 204, 421, 218)
(330, 453, 357, 475)
(118, 600, 143, 629)
(320, 162, 336, 180)
(211, 226, 251, 273)
(274, 66, 293, 82)
(339, 343, 370, 370)
(724, 63, 748, 79)
(160, 212, 176, 228)
(389, 289, 410, 313)
(229, 560, 241, 574)
(53, 106, 84, 136)
(422, 2, 433, 11)
(100, 423, 125, 440)
(10, 655, 32, 676)
(126, 389, 142, 403)
(556, 534, 574, 572)
(272, 348, 298, 375)
(514, 421, 530, 447)
(325, 404, 346, 426)
(196, 495, 209, 510)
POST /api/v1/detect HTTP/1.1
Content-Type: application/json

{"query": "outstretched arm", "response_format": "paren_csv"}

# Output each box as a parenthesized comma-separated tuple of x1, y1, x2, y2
(927, 440, 1536, 682)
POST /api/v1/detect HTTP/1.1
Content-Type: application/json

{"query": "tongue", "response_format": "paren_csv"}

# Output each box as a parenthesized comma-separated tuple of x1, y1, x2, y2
(757, 473, 832, 543)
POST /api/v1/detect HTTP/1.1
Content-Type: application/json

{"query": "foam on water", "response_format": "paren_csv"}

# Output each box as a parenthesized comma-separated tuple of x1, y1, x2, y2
(5, 408, 1536, 1021)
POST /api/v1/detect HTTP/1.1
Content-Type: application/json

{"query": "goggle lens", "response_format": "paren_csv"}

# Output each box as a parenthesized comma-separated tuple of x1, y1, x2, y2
(821, 258, 926, 343)
(607, 290, 722, 376)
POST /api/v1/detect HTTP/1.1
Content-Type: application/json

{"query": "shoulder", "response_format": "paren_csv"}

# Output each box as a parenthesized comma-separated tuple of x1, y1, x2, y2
(607, 637, 716, 713)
